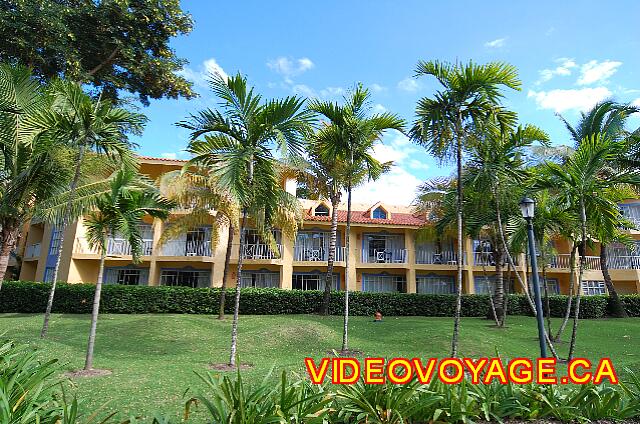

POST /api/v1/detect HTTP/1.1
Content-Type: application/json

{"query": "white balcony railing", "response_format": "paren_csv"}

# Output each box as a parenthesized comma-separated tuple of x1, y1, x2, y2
(548, 254, 600, 270)
(361, 249, 407, 264)
(415, 250, 460, 265)
(24, 243, 41, 259)
(473, 252, 519, 266)
(607, 255, 640, 270)
(293, 246, 346, 262)
(75, 237, 153, 256)
(242, 243, 283, 260)
(161, 240, 212, 256)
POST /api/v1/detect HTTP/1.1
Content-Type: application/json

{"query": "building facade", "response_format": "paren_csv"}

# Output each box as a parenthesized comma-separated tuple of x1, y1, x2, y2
(15, 157, 640, 296)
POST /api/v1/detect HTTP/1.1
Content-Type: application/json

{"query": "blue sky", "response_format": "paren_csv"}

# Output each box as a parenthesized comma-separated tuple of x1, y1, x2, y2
(133, 0, 640, 206)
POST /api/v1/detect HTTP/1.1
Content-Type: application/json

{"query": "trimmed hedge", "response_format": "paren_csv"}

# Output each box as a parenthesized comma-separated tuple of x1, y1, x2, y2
(1, 280, 635, 318)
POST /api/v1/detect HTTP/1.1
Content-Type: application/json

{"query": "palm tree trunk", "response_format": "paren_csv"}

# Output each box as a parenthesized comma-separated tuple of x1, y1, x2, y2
(600, 243, 627, 318)
(341, 182, 352, 353)
(483, 261, 500, 326)
(85, 242, 106, 370)
(451, 132, 463, 358)
(229, 214, 247, 367)
(494, 242, 505, 327)
(555, 243, 577, 342)
(568, 200, 587, 361)
(217, 223, 234, 320)
(0, 224, 19, 287)
(542, 257, 552, 335)
(41, 144, 86, 338)
(322, 194, 339, 315)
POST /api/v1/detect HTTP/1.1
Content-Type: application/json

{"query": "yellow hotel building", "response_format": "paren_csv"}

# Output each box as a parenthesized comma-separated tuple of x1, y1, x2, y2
(15, 157, 640, 296)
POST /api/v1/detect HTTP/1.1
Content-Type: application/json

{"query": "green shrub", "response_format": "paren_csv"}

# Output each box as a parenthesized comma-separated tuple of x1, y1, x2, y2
(0, 280, 622, 318)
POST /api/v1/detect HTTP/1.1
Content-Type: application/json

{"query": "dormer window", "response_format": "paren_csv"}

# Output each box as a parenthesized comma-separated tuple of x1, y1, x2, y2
(314, 203, 330, 216)
(372, 207, 387, 219)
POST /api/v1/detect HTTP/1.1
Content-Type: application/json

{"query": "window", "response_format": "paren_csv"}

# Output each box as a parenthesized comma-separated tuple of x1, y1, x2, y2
(294, 230, 336, 261)
(43, 267, 55, 282)
(362, 274, 406, 293)
(240, 271, 279, 288)
(48, 225, 63, 255)
(372, 207, 387, 219)
(292, 272, 340, 291)
(103, 267, 149, 285)
(363, 233, 405, 263)
(314, 204, 330, 216)
(583, 281, 606, 295)
(186, 227, 211, 256)
(160, 269, 210, 288)
(474, 275, 515, 294)
(528, 278, 560, 295)
(417, 274, 455, 294)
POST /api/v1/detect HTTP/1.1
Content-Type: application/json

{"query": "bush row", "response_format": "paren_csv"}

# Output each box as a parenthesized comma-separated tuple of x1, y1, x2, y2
(2, 280, 638, 318)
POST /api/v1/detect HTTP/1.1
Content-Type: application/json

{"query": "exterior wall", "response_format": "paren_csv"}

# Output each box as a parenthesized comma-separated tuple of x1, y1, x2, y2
(13, 157, 640, 296)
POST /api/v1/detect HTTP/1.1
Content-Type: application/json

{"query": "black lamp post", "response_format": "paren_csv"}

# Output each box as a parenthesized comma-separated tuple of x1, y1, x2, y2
(519, 196, 548, 358)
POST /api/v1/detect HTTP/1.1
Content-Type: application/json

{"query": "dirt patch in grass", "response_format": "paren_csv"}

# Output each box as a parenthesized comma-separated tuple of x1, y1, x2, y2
(208, 363, 254, 371)
(64, 369, 112, 378)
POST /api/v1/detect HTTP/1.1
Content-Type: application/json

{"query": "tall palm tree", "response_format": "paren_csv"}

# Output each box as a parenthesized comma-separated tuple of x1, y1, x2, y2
(559, 101, 639, 318)
(0, 64, 74, 285)
(538, 134, 640, 360)
(40, 80, 144, 338)
(158, 168, 240, 320)
(179, 73, 312, 367)
(80, 168, 172, 370)
(409, 60, 520, 357)
(309, 84, 404, 353)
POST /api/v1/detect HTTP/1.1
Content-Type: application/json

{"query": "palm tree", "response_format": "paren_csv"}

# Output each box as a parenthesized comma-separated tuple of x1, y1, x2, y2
(158, 168, 240, 319)
(179, 73, 312, 367)
(309, 84, 404, 353)
(79, 168, 172, 370)
(40, 80, 144, 338)
(409, 60, 520, 357)
(538, 134, 640, 360)
(0, 64, 75, 285)
(559, 101, 639, 318)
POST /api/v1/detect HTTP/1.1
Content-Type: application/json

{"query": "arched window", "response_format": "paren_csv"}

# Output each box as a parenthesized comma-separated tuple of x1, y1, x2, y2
(372, 206, 387, 219)
(314, 203, 330, 216)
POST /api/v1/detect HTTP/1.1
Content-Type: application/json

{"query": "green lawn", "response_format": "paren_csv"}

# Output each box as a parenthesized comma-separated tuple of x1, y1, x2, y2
(2, 313, 639, 422)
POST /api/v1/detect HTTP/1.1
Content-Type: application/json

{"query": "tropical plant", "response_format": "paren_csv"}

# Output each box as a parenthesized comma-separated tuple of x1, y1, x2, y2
(179, 72, 312, 366)
(409, 60, 520, 356)
(158, 167, 240, 319)
(537, 134, 640, 359)
(309, 84, 404, 352)
(0, 63, 76, 286)
(559, 100, 640, 318)
(71, 168, 172, 370)
(40, 79, 144, 338)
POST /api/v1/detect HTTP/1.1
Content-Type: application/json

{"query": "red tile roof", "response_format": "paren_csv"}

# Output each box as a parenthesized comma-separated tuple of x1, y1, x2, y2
(138, 155, 188, 163)
(305, 209, 426, 226)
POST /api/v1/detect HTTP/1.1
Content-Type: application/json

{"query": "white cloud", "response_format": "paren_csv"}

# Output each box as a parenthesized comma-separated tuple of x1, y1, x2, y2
(160, 152, 177, 159)
(351, 167, 422, 206)
(537, 58, 577, 84)
(319, 86, 345, 98)
(577, 60, 622, 85)
(528, 87, 612, 113)
(408, 159, 429, 171)
(632, 98, 640, 107)
(267, 56, 315, 77)
(292, 84, 317, 98)
(178, 57, 228, 91)
(372, 103, 387, 114)
(370, 83, 386, 92)
(484, 37, 507, 48)
(397, 77, 420, 92)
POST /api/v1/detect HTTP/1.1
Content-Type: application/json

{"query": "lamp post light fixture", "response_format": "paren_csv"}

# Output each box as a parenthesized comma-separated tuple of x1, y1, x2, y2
(519, 196, 548, 358)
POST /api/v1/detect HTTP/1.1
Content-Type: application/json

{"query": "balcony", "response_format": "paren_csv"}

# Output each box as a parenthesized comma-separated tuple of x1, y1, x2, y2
(160, 240, 211, 257)
(548, 254, 600, 270)
(75, 237, 154, 256)
(607, 255, 640, 270)
(415, 250, 460, 265)
(473, 252, 519, 266)
(24, 243, 41, 259)
(242, 243, 283, 260)
(293, 246, 346, 262)
(361, 249, 407, 264)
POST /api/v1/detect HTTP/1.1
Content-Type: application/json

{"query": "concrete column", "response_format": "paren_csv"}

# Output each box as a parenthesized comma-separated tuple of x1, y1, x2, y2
(280, 231, 294, 289)
(405, 229, 416, 293)
(463, 237, 475, 293)
(212, 224, 231, 288)
(406, 268, 416, 294)
(346, 227, 358, 291)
